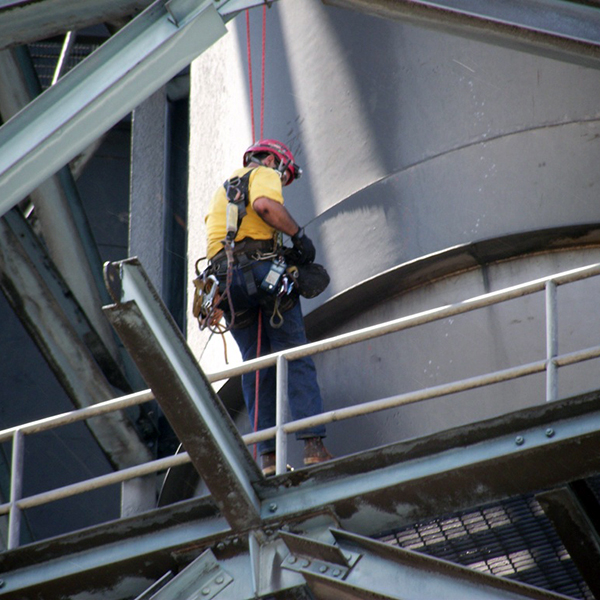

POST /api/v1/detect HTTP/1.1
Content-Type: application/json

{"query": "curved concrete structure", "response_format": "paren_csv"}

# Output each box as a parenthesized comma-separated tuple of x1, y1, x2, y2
(188, 0, 600, 466)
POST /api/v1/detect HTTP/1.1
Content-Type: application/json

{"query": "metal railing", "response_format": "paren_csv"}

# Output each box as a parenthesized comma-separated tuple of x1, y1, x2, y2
(3, 262, 600, 549)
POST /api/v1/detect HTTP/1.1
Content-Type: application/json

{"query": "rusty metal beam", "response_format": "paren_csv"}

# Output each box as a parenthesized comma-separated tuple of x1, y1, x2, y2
(536, 484, 600, 599)
(0, 211, 152, 469)
(103, 258, 263, 530)
(291, 529, 572, 600)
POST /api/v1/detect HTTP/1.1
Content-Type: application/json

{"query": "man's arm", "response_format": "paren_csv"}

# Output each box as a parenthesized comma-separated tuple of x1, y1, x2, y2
(253, 196, 300, 237)
(253, 196, 316, 264)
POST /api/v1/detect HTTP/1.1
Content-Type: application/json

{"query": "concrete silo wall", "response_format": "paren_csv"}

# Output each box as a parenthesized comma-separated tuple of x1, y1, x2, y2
(188, 0, 600, 462)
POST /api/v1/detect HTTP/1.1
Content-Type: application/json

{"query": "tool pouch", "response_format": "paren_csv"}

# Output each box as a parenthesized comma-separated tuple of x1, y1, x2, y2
(287, 263, 330, 298)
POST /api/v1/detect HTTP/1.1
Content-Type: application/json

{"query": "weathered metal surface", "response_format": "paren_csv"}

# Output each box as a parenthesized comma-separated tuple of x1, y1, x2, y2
(0, 208, 131, 391)
(0, 496, 229, 600)
(0, 0, 226, 220)
(2, 389, 600, 597)
(0, 0, 152, 50)
(254, 389, 600, 535)
(103, 258, 263, 530)
(0, 212, 151, 469)
(0, 47, 127, 368)
(324, 0, 600, 69)
(297, 528, 573, 599)
(536, 485, 600, 598)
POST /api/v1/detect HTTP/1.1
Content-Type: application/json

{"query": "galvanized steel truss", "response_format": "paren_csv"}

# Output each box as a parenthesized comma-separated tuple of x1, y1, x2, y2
(0, 0, 600, 598)
(4, 258, 600, 598)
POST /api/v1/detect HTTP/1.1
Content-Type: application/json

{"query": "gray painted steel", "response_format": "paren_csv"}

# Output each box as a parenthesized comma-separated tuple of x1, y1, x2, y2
(2, 388, 600, 597)
(0, 0, 152, 49)
(104, 258, 263, 530)
(219, 0, 600, 469)
(0, 0, 226, 220)
(0, 210, 150, 470)
(294, 529, 573, 599)
(324, 0, 600, 68)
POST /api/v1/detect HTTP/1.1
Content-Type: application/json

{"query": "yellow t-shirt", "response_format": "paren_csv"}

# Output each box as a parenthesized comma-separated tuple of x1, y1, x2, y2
(205, 166, 284, 259)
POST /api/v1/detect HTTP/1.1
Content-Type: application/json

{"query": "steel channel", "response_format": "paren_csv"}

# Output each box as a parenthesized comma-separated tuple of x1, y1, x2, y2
(261, 399, 600, 523)
(0, 0, 227, 218)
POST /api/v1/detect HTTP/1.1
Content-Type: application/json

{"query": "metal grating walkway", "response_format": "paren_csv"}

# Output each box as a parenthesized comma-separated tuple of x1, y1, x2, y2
(384, 487, 597, 599)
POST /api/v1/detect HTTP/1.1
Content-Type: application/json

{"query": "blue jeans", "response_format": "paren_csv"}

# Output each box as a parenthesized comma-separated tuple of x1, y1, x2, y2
(220, 260, 326, 455)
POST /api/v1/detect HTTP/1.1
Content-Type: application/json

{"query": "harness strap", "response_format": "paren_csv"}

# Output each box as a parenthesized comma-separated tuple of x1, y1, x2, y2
(237, 254, 258, 296)
(224, 170, 253, 242)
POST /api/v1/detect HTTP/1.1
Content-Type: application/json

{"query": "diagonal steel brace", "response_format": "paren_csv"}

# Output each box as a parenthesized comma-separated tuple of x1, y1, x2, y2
(103, 258, 263, 531)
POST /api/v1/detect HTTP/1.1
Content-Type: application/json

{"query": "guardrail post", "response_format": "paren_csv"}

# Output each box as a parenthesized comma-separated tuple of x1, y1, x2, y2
(275, 355, 289, 475)
(8, 429, 24, 549)
(545, 280, 558, 402)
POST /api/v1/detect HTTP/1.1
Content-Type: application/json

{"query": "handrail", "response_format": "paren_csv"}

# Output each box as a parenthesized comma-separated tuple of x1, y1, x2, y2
(204, 262, 600, 382)
(2, 261, 600, 549)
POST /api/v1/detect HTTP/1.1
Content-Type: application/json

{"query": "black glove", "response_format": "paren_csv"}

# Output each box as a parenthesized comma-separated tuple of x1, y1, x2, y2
(291, 228, 316, 265)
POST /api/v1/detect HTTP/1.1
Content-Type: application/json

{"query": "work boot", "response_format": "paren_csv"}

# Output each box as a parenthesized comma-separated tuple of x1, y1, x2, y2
(303, 437, 333, 466)
(261, 452, 276, 476)
(261, 452, 294, 476)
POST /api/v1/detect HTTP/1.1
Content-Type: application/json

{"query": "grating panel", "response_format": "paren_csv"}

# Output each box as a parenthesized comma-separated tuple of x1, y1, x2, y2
(29, 39, 102, 90)
(380, 488, 596, 600)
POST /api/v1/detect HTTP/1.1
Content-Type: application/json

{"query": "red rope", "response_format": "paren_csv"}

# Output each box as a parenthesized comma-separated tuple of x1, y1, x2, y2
(247, 7, 267, 459)
(260, 4, 266, 139)
(246, 10, 255, 142)
(246, 6, 267, 141)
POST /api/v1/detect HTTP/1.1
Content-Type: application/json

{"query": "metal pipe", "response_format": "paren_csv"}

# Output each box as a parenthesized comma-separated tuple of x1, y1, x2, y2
(7, 429, 24, 549)
(51, 31, 76, 86)
(206, 262, 600, 382)
(275, 355, 289, 475)
(283, 359, 549, 434)
(0, 452, 191, 515)
(281, 343, 600, 434)
(545, 280, 558, 402)
(0, 389, 154, 443)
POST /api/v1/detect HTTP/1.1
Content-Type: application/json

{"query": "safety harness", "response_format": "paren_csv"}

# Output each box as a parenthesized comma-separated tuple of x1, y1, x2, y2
(193, 168, 294, 335)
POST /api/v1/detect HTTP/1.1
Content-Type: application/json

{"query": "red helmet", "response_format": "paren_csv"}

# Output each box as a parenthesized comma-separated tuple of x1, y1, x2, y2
(243, 139, 302, 185)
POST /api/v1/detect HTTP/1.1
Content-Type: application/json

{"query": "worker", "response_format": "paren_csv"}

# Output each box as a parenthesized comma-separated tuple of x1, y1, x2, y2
(205, 139, 332, 475)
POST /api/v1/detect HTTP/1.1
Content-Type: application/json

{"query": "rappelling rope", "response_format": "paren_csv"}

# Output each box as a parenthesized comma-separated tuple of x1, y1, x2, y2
(246, 5, 269, 460)
(245, 5, 267, 141)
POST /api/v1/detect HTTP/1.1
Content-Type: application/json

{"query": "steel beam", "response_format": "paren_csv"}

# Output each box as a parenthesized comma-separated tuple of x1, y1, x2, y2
(290, 529, 572, 600)
(0, 46, 132, 379)
(0, 210, 152, 469)
(0, 208, 132, 392)
(254, 389, 600, 535)
(2, 389, 600, 597)
(103, 258, 263, 530)
(536, 484, 600, 599)
(0, 0, 153, 50)
(325, 0, 600, 69)
(0, 0, 227, 221)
